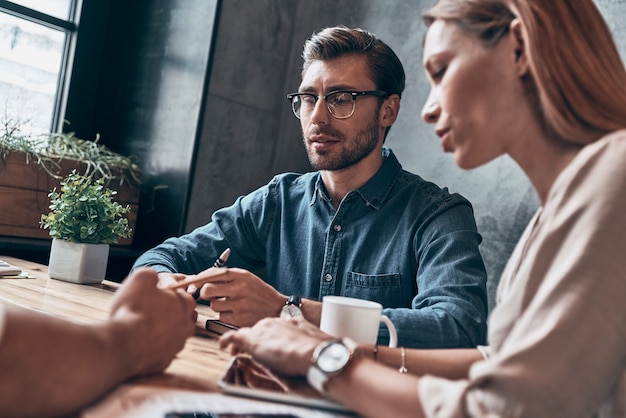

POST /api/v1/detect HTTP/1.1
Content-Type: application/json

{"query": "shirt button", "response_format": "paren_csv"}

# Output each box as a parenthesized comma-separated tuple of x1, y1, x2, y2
(333, 224, 341, 232)
(325, 273, 333, 282)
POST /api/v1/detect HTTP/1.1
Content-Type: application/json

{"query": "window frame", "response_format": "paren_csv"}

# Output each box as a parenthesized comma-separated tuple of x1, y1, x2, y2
(0, 0, 81, 131)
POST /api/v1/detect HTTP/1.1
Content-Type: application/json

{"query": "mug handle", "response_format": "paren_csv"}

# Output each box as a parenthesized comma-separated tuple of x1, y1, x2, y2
(380, 315, 398, 348)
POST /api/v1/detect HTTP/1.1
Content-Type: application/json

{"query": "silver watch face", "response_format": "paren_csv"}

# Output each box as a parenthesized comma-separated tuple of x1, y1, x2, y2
(317, 342, 351, 373)
(280, 304, 303, 319)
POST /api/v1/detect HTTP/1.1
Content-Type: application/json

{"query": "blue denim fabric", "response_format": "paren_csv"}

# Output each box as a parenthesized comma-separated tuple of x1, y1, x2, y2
(134, 148, 488, 348)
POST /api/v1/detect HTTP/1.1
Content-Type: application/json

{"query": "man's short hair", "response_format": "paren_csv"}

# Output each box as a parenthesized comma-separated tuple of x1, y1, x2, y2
(302, 25, 406, 99)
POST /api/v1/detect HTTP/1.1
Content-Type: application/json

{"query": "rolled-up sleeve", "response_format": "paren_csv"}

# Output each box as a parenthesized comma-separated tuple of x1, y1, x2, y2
(382, 199, 488, 349)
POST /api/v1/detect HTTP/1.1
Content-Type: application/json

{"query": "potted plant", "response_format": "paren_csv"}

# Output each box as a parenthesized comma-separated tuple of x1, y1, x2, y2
(0, 116, 141, 244)
(40, 170, 132, 283)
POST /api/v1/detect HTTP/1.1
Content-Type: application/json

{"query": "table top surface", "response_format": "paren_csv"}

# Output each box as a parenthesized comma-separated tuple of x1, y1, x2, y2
(0, 256, 233, 404)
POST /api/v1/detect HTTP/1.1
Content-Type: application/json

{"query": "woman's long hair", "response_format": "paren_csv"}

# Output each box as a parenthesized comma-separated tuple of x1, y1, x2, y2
(423, 0, 626, 144)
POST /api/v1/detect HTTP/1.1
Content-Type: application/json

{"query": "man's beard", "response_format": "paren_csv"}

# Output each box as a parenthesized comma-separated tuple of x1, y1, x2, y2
(304, 116, 381, 171)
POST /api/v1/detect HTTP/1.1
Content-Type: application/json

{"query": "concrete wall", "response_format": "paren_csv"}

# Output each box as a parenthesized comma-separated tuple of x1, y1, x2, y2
(187, 0, 626, 312)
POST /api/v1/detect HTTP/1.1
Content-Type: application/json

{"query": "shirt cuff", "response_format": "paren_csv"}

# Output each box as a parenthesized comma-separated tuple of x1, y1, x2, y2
(418, 375, 469, 418)
(477, 345, 491, 359)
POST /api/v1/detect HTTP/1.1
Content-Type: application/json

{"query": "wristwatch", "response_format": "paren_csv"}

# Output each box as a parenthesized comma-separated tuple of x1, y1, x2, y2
(307, 337, 358, 393)
(279, 295, 303, 319)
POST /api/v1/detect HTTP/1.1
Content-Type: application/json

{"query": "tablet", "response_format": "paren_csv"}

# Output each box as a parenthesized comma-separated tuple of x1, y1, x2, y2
(217, 357, 354, 414)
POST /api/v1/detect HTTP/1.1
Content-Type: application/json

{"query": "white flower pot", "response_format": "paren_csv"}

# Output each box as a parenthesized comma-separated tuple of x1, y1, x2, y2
(48, 238, 110, 284)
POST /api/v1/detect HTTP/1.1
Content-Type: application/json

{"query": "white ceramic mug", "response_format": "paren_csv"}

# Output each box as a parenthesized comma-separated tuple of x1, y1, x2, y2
(319, 296, 398, 347)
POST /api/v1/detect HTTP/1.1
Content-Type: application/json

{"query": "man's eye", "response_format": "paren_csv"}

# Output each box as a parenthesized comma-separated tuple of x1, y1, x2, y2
(330, 93, 353, 106)
(300, 95, 317, 105)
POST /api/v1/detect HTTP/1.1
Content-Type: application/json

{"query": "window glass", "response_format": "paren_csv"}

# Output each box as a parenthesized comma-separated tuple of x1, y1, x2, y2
(0, 10, 66, 133)
(7, 0, 72, 21)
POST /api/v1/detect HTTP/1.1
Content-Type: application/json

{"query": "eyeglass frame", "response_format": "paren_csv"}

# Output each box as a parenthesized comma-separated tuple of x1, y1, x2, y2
(286, 90, 389, 119)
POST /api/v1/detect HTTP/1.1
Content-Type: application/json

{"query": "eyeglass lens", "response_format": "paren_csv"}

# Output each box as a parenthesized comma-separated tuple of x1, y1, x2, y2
(291, 91, 356, 119)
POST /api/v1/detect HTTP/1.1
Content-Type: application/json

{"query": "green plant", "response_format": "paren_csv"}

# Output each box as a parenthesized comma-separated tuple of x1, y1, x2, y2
(1, 116, 141, 187)
(40, 170, 132, 244)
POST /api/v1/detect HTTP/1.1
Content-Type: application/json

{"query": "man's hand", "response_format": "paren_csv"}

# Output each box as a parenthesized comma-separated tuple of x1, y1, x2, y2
(198, 267, 287, 327)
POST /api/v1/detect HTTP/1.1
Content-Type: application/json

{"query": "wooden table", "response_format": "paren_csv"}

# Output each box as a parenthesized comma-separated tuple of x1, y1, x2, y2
(0, 256, 233, 414)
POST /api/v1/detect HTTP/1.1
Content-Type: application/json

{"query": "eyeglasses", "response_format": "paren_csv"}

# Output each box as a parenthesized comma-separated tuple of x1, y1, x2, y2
(286, 90, 388, 119)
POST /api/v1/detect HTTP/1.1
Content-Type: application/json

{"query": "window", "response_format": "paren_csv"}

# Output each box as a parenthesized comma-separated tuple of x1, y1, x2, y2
(0, 0, 79, 134)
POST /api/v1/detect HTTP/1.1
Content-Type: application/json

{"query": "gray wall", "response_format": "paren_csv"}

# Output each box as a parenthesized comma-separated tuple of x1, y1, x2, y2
(187, 0, 626, 312)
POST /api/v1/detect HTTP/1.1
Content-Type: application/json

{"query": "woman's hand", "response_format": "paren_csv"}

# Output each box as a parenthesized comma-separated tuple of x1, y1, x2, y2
(219, 317, 331, 375)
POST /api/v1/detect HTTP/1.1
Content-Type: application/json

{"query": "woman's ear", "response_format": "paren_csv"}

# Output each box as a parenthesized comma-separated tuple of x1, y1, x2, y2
(511, 19, 529, 76)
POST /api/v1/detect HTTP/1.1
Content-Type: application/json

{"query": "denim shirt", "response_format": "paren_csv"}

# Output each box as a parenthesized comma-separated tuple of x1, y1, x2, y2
(134, 148, 488, 348)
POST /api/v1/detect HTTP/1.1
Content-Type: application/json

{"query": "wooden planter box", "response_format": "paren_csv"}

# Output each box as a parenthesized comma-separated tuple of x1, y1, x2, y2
(0, 152, 140, 246)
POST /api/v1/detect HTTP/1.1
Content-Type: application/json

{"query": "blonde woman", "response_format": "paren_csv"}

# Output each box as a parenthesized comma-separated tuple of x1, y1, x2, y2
(220, 1, 626, 417)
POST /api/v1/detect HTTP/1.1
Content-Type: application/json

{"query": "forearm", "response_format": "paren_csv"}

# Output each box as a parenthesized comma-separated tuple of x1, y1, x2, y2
(365, 345, 482, 379)
(300, 298, 322, 325)
(325, 347, 481, 417)
(132, 239, 201, 272)
(132, 226, 227, 273)
(0, 307, 133, 418)
(327, 355, 426, 418)
(133, 197, 266, 274)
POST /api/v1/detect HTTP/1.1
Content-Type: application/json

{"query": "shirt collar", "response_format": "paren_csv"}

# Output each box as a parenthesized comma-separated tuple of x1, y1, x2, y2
(311, 147, 402, 210)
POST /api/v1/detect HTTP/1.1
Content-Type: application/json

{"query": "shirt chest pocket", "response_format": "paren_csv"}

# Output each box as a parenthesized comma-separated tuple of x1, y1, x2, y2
(344, 271, 403, 307)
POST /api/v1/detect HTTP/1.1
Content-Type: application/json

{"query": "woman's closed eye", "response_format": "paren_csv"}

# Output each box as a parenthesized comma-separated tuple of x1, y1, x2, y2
(430, 65, 447, 81)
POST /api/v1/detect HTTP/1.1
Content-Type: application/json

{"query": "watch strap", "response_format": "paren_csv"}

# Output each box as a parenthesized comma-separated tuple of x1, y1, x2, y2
(286, 295, 302, 307)
(307, 363, 328, 393)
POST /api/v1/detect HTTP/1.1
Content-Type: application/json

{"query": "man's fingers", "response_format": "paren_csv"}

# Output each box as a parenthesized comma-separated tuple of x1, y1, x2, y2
(167, 268, 230, 290)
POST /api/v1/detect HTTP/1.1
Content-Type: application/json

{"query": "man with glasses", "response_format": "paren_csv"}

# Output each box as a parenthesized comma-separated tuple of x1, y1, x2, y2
(133, 26, 488, 349)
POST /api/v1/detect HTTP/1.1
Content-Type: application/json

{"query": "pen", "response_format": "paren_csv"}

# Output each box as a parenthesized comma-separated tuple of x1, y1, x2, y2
(212, 248, 231, 269)
(191, 248, 231, 300)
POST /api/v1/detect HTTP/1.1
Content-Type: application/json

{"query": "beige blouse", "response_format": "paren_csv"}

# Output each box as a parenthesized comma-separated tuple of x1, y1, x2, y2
(419, 130, 626, 418)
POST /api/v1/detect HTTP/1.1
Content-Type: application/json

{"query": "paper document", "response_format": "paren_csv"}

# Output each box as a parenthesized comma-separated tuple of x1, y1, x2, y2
(0, 260, 22, 276)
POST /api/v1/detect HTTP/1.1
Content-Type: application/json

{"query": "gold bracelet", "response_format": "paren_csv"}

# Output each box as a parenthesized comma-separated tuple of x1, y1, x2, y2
(398, 347, 408, 373)
(373, 345, 378, 362)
